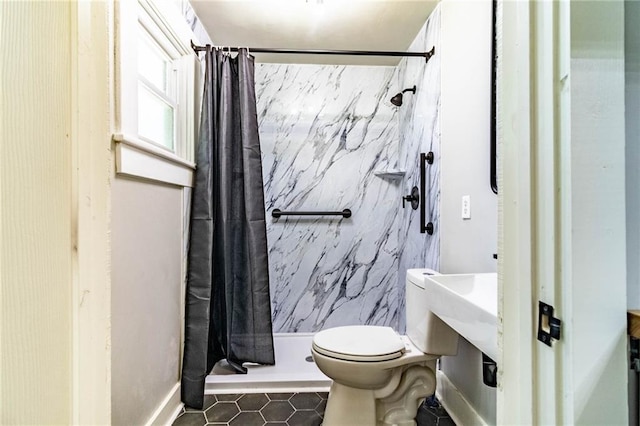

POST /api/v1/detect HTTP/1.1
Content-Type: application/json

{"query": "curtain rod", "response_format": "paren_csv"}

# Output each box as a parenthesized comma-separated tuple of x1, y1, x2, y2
(190, 41, 435, 62)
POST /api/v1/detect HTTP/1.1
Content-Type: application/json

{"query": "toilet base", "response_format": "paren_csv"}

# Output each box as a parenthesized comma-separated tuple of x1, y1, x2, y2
(322, 362, 437, 426)
(323, 384, 377, 425)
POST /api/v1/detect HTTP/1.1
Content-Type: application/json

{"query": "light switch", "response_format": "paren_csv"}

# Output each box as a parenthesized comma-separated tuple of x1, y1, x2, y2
(462, 195, 471, 219)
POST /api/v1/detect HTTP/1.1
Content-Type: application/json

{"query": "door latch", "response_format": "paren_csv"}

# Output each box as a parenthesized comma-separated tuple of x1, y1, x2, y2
(537, 301, 561, 347)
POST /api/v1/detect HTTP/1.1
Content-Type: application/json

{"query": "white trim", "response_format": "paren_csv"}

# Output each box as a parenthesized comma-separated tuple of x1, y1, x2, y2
(204, 383, 331, 395)
(499, 1, 628, 424)
(71, 1, 113, 423)
(138, 0, 193, 56)
(496, 1, 535, 424)
(145, 383, 183, 426)
(115, 0, 196, 164)
(115, 139, 194, 187)
(436, 370, 488, 426)
(113, 134, 195, 169)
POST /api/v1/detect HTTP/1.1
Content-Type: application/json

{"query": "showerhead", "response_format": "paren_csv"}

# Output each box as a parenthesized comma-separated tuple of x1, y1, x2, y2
(390, 93, 404, 107)
(390, 85, 417, 107)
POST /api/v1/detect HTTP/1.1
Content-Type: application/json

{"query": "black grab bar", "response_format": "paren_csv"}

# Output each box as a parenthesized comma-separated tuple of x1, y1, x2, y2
(271, 209, 352, 218)
(420, 152, 434, 235)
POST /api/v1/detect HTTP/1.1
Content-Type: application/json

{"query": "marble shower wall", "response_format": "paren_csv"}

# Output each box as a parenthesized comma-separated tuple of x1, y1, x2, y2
(255, 65, 402, 333)
(396, 7, 442, 332)
(179, 0, 213, 45)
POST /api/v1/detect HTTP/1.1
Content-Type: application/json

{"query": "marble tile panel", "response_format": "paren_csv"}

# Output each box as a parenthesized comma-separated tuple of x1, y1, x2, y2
(396, 6, 442, 332)
(255, 64, 402, 332)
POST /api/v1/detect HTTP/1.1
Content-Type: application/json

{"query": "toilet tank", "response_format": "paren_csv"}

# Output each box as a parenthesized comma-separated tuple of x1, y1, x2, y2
(406, 269, 459, 356)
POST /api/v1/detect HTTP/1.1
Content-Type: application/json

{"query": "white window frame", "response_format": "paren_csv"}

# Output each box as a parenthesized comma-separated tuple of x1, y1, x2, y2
(115, 0, 197, 187)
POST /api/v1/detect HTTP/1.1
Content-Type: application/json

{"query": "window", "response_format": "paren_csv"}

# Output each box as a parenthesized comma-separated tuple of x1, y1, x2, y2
(137, 29, 176, 150)
(115, 0, 197, 186)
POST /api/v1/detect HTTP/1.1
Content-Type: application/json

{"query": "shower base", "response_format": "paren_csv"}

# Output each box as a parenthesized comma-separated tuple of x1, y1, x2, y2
(205, 333, 331, 394)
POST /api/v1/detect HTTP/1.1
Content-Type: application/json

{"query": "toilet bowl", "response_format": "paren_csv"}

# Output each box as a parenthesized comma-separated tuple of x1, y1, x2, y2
(311, 269, 459, 426)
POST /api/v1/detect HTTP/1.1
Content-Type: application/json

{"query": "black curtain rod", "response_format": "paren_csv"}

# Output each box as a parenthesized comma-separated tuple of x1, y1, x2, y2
(190, 41, 435, 62)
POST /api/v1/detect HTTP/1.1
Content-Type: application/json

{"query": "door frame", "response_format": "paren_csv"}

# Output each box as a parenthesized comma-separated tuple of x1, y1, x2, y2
(498, 1, 628, 424)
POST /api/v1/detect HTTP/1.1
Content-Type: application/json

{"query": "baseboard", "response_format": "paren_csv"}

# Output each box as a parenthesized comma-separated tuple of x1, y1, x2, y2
(436, 370, 488, 426)
(145, 382, 183, 426)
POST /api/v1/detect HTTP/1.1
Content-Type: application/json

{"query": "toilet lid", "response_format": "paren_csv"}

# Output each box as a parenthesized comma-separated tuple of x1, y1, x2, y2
(312, 326, 405, 362)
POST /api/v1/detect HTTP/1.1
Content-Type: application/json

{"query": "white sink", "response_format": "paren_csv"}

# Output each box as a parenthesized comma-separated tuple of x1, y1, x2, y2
(424, 273, 498, 361)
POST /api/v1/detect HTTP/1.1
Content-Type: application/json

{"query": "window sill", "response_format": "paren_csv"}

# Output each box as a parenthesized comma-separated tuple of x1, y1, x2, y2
(113, 134, 195, 187)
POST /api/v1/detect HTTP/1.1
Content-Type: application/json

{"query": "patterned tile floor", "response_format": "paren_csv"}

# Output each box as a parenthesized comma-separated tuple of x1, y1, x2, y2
(173, 392, 454, 426)
(173, 392, 327, 426)
(417, 396, 456, 426)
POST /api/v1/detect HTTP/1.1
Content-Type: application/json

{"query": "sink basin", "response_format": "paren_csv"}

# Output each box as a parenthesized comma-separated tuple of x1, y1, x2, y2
(424, 273, 498, 361)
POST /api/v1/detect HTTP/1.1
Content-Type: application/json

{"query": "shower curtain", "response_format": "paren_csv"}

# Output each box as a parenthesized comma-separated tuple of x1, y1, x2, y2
(181, 47, 274, 409)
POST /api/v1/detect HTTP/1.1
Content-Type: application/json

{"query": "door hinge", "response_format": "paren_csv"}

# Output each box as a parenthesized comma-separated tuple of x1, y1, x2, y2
(537, 301, 561, 347)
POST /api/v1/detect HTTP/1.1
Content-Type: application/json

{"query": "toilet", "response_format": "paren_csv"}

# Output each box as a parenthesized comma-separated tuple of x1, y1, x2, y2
(311, 269, 459, 426)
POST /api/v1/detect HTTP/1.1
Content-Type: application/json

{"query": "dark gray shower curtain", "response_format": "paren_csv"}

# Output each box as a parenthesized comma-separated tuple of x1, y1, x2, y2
(181, 47, 274, 409)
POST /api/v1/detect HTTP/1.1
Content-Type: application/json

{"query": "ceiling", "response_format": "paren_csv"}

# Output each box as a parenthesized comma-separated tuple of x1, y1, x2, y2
(189, 0, 439, 66)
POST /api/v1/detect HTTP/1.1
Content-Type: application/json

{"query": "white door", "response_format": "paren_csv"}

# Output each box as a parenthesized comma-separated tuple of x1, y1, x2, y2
(498, 1, 628, 424)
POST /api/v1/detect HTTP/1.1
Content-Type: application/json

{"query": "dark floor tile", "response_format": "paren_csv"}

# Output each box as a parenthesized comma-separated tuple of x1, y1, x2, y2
(267, 392, 294, 401)
(314, 397, 326, 416)
(437, 417, 456, 426)
(416, 405, 439, 425)
(205, 401, 240, 423)
(286, 410, 322, 426)
(416, 408, 438, 426)
(229, 411, 265, 426)
(316, 392, 328, 400)
(289, 393, 321, 410)
(185, 395, 217, 412)
(216, 393, 242, 401)
(172, 412, 207, 426)
(429, 405, 451, 419)
(238, 393, 269, 411)
(203, 395, 218, 410)
(265, 423, 287, 426)
(261, 400, 294, 422)
(416, 396, 455, 426)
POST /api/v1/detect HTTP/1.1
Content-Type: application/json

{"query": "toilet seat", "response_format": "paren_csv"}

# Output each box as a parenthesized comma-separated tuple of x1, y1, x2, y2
(312, 325, 405, 362)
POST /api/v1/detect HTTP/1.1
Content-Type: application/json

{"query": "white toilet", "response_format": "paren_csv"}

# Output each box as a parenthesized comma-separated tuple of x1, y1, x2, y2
(311, 269, 459, 426)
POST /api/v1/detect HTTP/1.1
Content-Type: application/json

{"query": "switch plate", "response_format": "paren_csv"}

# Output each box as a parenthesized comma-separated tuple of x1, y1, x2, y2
(462, 195, 471, 219)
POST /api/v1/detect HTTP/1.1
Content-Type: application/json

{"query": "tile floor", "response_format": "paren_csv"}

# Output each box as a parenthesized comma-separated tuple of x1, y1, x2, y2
(416, 395, 456, 426)
(172, 393, 455, 426)
(173, 392, 327, 426)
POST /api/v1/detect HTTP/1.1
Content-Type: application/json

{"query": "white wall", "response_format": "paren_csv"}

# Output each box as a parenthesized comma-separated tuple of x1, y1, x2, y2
(439, 0, 497, 423)
(0, 2, 73, 423)
(626, 0, 640, 311)
(440, 0, 497, 275)
(626, 2, 640, 422)
(111, 178, 185, 425)
(568, 2, 627, 424)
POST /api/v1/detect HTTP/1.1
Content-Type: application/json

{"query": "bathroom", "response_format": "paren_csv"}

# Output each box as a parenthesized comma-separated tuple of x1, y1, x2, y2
(179, 0, 496, 423)
(0, 0, 634, 425)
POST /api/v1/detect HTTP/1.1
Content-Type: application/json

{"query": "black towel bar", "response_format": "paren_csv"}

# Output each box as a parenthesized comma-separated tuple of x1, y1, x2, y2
(271, 209, 352, 218)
